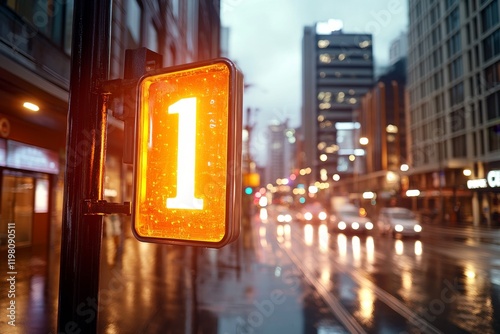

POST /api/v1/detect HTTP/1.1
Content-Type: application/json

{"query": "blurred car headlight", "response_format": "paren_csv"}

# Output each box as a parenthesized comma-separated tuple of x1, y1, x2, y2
(338, 221, 347, 230)
(352, 222, 360, 230)
(285, 214, 292, 223)
(365, 222, 373, 230)
(414, 224, 422, 232)
(277, 214, 285, 223)
(304, 212, 313, 221)
(395, 224, 404, 232)
(318, 211, 327, 220)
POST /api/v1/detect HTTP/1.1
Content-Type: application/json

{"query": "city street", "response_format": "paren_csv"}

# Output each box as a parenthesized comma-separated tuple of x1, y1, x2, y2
(1, 204, 500, 333)
(265, 206, 500, 333)
(1, 1, 500, 333)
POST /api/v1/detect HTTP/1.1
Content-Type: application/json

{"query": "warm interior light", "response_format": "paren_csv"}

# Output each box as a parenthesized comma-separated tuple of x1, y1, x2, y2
(23, 102, 39, 112)
(386, 124, 398, 133)
(359, 137, 369, 145)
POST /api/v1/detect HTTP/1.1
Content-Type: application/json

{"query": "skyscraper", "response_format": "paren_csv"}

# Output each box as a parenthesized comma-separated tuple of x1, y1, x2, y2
(406, 0, 500, 225)
(302, 19, 374, 185)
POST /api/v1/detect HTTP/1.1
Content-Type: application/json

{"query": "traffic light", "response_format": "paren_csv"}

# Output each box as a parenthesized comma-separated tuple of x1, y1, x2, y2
(132, 58, 243, 247)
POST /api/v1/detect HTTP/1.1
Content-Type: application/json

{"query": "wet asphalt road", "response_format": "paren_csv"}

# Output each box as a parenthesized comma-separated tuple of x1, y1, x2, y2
(1, 204, 499, 333)
(259, 205, 500, 334)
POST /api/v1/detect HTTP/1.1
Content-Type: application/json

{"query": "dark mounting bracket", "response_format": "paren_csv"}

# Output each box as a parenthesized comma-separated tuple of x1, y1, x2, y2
(83, 199, 131, 215)
(92, 48, 163, 216)
(102, 47, 163, 164)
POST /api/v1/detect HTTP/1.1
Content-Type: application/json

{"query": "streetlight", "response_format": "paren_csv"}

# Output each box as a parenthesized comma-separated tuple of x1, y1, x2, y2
(359, 137, 369, 145)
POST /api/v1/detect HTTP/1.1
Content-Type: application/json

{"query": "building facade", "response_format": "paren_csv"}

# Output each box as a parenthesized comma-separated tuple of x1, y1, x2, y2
(354, 58, 408, 212)
(0, 0, 222, 250)
(265, 120, 296, 186)
(389, 31, 408, 66)
(302, 20, 374, 187)
(406, 0, 500, 226)
(0, 1, 73, 249)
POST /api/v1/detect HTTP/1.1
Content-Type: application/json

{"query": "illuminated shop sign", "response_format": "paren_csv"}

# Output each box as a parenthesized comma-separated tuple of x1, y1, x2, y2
(0, 139, 59, 174)
(6, 140, 59, 174)
(467, 170, 500, 189)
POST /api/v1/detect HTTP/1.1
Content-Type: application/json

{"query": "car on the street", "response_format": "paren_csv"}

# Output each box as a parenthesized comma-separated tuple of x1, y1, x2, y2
(274, 205, 293, 223)
(329, 204, 374, 233)
(377, 207, 422, 237)
(296, 201, 328, 223)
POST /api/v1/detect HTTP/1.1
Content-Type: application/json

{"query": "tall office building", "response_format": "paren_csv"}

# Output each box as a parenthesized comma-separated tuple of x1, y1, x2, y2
(407, 0, 500, 225)
(302, 19, 374, 185)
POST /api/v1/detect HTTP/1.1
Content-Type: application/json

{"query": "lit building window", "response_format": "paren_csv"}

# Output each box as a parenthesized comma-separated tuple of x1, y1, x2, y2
(359, 40, 371, 48)
(386, 124, 399, 133)
(319, 54, 331, 63)
(318, 40, 330, 48)
(325, 145, 339, 153)
(337, 93, 345, 103)
(318, 92, 331, 102)
(319, 121, 332, 128)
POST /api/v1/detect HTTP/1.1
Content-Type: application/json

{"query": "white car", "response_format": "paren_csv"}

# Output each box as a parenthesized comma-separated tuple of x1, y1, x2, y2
(297, 202, 328, 223)
(276, 208, 293, 223)
(330, 205, 374, 233)
(377, 207, 422, 237)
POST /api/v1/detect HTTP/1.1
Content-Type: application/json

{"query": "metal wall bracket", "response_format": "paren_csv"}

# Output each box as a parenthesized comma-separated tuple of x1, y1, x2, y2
(83, 199, 131, 215)
(100, 47, 163, 164)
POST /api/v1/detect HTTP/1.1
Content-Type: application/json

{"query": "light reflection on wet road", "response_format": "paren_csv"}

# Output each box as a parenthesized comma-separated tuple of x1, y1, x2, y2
(260, 204, 500, 334)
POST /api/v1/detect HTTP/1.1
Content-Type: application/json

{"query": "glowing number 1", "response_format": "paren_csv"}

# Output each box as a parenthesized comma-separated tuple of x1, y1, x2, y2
(166, 97, 204, 210)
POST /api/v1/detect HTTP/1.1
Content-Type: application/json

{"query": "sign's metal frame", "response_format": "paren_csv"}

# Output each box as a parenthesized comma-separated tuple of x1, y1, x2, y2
(131, 58, 243, 248)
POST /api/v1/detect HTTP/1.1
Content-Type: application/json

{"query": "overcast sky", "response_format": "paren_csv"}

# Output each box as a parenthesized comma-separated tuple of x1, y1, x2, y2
(221, 0, 408, 165)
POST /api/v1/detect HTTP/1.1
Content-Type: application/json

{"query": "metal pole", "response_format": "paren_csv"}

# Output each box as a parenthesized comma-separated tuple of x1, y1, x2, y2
(57, 0, 112, 332)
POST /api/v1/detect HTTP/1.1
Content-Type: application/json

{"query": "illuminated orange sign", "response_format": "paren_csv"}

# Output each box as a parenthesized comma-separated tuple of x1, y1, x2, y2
(132, 59, 243, 247)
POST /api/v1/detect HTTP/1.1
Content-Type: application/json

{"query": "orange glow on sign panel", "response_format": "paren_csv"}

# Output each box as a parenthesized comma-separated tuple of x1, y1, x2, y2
(133, 59, 242, 247)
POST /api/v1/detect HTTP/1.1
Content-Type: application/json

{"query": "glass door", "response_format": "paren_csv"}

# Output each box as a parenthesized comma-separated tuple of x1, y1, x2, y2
(0, 172, 34, 247)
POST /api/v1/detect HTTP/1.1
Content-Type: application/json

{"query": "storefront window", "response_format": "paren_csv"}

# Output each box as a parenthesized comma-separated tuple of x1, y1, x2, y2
(0, 172, 34, 246)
